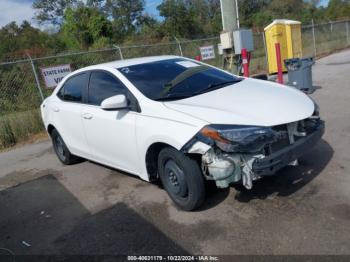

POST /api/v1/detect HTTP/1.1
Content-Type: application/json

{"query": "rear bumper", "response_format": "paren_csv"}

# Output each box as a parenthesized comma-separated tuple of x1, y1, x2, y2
(252, 120, 325, 176)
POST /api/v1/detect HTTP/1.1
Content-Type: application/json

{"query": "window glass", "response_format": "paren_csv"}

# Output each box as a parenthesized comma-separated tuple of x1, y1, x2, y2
(60, 73, 87, 102)
(118, 58, 241, 101)
(88, 71, 126, 106)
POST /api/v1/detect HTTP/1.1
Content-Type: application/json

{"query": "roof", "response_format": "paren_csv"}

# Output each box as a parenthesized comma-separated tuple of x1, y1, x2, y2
(264, 19, 301, 31)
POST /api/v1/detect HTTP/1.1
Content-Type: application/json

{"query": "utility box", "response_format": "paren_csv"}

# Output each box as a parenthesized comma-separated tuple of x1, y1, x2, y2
(264, 19, 303, 74)
(233, 29, 254, 55)
(220, 31, 233, 49)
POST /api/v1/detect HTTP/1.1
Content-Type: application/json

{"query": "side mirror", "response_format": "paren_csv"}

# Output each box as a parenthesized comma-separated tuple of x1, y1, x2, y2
(101, 94, 129, 110)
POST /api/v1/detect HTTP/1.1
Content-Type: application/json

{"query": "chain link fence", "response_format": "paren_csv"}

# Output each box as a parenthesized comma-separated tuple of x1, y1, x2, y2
(0, 20, 349, 149)
(302, 20, 350, 58)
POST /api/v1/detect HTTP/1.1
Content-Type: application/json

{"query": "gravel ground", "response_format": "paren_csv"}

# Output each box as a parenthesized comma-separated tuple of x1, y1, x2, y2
(0, 49, 350, 257)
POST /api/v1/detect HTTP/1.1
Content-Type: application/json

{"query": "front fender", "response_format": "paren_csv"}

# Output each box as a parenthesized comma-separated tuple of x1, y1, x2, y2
(135, 115, 204, 181)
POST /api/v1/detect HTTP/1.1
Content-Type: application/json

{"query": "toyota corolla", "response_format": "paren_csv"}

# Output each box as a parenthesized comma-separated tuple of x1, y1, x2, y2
(41, 56, 324, 210)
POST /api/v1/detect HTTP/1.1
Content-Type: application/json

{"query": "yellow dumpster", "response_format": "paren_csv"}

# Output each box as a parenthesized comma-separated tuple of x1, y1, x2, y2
(264, 19, 302, 74)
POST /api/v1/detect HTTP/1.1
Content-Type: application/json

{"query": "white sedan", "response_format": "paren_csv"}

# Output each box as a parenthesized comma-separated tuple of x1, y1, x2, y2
(41, 56, 324, 210)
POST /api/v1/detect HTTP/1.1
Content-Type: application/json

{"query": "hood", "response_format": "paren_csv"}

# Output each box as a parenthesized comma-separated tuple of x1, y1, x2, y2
(164, 78, 314, 127)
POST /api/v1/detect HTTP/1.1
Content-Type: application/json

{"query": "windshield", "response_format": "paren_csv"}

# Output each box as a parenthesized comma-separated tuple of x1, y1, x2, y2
(118, 58, 242, 101)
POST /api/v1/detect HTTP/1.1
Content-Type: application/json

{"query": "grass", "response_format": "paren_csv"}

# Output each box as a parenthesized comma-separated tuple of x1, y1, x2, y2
(0, 109, 45, 150)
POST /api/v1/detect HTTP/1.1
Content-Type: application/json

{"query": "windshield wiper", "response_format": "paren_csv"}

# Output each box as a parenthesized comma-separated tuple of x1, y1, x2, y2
(154, 94, 192, 101)
(194, 79, 243, 95)
(155, 79, 243, 101)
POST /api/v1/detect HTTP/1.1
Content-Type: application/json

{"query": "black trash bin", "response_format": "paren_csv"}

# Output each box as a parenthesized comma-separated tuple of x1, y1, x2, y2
(284, 57, 315, 93)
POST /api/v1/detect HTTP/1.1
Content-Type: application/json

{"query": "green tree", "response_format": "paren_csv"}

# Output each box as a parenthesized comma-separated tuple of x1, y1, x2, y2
(238, 0, 270, 27)
(206, 0, 223, 34)
(184, 0, 221, 36)
(157, 0, 197, 37)
(86, 0, 105, 9)
(268, 0, 304, 20)
(137, 15, 162, 39)
(104, 0, 145, 41)
(33, 0, 80, 25)
(0, 21, 63, 60)
(327, 0, 350, 20)
(61, 6, 112, 49)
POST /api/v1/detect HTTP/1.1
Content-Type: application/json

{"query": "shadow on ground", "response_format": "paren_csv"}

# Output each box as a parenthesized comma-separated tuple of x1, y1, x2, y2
(103, 162, 230, 211)
(0, 175, 189, 258)
(232, 139, 333, 202)
(196, 182, 230, 211)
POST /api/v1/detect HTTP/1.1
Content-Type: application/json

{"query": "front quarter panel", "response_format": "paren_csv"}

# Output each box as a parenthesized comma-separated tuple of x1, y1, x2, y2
(135, 101, 207, 181)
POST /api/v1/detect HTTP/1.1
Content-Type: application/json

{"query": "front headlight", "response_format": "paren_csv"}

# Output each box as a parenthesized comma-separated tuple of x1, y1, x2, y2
(199, 125, 279, 153)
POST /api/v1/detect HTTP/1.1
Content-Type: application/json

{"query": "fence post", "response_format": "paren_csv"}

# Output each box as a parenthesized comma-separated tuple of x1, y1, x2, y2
(262, 32, 268, 70)
(330, 21, 333, 33)
(174, 37, 183, 56)
(347, 21, 349, 45)
(312, 19, 317, 57)
(113, 45, 124, 60)
(26, 53, 44, 102)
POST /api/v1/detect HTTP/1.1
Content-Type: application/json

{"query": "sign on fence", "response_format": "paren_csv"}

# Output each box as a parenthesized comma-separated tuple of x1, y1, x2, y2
(40, 64, 71, 88)
(200, 45, 216, 60)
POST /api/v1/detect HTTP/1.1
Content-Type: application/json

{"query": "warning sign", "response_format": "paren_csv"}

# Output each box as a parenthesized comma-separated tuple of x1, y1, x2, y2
(40, 64, 71, 88)
(200, 45, 216, 60)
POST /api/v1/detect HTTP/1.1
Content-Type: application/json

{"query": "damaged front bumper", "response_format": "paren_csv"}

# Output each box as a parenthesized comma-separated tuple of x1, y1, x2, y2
(252, 120, 324, 176)
(183, 119, 325, 190)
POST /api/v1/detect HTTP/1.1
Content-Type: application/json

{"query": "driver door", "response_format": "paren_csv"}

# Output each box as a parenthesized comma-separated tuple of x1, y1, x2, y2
(81, 70, 140, 174)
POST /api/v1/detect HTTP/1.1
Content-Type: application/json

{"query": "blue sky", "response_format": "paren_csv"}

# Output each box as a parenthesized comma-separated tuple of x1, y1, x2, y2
(0, 0, 329, 28)
(0, 0, 163, 27)
(145, 0, 162, 16)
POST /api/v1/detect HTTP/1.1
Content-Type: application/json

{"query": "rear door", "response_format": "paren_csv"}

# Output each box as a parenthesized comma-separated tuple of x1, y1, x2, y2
(81, 70, 140, 174)
(52, 72, 90, 158)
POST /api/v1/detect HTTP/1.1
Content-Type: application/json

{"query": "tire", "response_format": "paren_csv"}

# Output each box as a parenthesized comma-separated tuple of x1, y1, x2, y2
(158, 147, 205, 211)
(51, 129, 80, 165)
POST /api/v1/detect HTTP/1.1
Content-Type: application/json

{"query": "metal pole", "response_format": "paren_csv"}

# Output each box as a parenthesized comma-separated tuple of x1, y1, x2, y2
(174, 37, 183, 56)
(312, 19, 317, 57)
(262, 32, 268, 70)
(113, 45, 124, 60)
(26, 53, 44, 102)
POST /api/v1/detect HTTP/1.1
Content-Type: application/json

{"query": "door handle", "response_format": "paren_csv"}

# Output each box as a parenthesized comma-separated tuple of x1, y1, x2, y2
(52, 106, 60, 112)
(82, 113, 93, 120)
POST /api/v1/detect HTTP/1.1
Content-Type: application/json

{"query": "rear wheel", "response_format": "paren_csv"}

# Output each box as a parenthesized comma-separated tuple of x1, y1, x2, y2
(51, 129, 80, 165)
(158, 147, 205, 211)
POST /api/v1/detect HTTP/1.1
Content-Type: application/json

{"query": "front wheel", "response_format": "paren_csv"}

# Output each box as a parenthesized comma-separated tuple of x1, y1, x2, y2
(158, 147, 205, 211)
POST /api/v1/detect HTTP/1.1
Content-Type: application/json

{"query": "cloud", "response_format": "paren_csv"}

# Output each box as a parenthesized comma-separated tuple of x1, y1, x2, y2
(0, 0, 36, 27)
